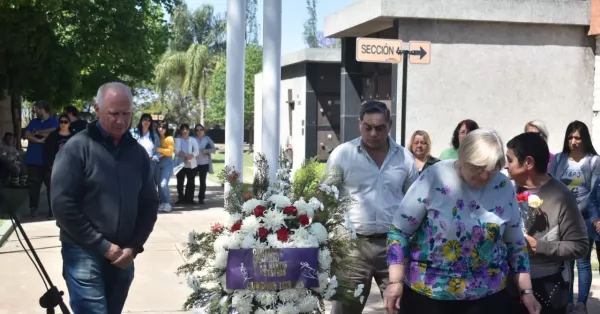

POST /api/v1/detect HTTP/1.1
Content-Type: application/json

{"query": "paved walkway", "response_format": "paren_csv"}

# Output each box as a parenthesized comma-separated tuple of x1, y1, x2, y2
(0, 178, 599, 313)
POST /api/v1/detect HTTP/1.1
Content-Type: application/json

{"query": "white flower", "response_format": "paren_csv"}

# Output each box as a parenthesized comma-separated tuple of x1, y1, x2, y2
(187, 275, 201, 292)
(231, 290, 254, 314)
(228, 232, 246, 249)
(289, 228, 319, 248)
(323, 275, 339, 299)
(312, 272, 330, 293)
(187, 230, 198, 245)
(359, 295, 365, 304)
(354, 283, 365, 297)
(318, 184, 339, 199)
(241, 215, 261, 234)
(262, 209, 287, 230)
(255, 291, 277, 306)
(226, 213, 242, 227)
(343, 213, 358, 239)
(255, 308, 276, 314)
(213, 235, 230, 251)
(213, 248, 228, 269)
(297, 294, 320, 312)
(308, 197, 324, 211)
(308, 223, 329, 243)
(528, 194, 544, 208)
(268, 194, 292, 208)
(266, 234, 284, 248)
(277, 288, 305, 303)
(293, 199, 315, 218)
(241, 233, 260, 249)
(277, 303, 300, 314)
(242, 198, 265, 215)
(318, 248, 333, 270)
(219, 274, 233, 294)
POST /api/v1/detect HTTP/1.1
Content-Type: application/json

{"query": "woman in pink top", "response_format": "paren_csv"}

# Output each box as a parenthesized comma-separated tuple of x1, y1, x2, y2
(524, 120, 554, 166)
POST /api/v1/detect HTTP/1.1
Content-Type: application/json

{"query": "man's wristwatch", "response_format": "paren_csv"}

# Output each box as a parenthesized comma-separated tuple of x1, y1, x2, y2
(520, 289, 534, 296)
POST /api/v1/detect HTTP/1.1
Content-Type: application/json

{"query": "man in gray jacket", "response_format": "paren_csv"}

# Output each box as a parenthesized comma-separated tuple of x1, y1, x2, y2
(51, 82, 159, 314)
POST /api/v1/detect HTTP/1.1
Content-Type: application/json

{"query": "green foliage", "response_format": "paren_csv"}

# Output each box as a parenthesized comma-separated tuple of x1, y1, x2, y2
(303, 0, 319, 48)
(293, 158, 326, 200)
(205, 45, 262, 128)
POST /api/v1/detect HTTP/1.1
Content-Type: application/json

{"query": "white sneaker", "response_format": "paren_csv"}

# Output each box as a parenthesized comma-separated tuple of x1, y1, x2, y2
(162, 203, 172, 213)
(158, 203, 165, 212)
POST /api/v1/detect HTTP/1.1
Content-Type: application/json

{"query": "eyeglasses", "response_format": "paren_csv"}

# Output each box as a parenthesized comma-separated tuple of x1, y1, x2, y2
(59, 120, 69, 124)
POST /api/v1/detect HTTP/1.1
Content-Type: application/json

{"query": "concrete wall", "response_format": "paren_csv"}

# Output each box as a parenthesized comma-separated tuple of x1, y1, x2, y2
(395, 19, 594, 156)
(253, 65, 307, 171)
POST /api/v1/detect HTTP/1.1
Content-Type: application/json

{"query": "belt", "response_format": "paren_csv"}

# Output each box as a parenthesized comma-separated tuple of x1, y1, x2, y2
(356, 233, 387, 239)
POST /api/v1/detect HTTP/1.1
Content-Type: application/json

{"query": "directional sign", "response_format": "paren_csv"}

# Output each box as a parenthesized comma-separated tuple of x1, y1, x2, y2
(356, 37, 403, 64)
(408, 41, 431, 65)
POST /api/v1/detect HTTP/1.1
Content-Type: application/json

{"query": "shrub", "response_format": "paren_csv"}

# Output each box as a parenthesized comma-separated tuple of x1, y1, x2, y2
(292, 157, 326, 200)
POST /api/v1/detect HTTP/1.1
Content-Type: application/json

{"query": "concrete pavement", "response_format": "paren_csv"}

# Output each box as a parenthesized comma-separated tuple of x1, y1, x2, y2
(0, 178, 599, 313)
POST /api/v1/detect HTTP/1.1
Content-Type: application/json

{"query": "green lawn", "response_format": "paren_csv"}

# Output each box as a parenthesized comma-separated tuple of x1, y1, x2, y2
(208, 144, 255, 184)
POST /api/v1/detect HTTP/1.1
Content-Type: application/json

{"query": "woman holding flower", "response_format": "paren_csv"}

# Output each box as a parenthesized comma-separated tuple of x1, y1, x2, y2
(505, 132, 588, 314)
(383, 129, 541, 314)
(548, 121, 600, 313)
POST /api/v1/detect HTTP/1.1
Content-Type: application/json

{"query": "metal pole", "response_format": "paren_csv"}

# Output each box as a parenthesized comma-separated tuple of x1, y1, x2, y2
(225, 0, 246, 190)
(400, 52, 408, 146)
(262, 0, 282, 182)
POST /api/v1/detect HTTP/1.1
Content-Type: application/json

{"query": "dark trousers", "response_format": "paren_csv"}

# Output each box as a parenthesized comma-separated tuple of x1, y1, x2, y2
(176, 167, 196, 201)
(196, 164, 209, 201)
(27, 164, 51, 211)
(399, 285, 509, 314)
(61, 242, 134, 314)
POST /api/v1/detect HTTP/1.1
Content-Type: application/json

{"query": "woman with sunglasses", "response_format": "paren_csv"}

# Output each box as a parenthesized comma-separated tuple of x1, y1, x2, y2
(44, 114, 74, 218)
(193, 124, 216, 205)
(130, 113, 161, 182)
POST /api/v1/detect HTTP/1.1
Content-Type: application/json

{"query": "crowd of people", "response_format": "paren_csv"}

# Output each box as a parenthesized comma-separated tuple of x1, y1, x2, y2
(327, 100, 600, 314)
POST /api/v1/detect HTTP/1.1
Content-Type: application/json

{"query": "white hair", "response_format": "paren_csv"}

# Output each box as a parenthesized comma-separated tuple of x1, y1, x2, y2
(95, 82, 133, 107)
(524, 120, 549, 142)
(458, 128, 506, 171)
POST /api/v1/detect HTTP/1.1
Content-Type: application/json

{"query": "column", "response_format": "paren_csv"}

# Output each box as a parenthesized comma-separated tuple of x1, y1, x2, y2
(262, 0, 282, 182)
(340, 37, 363, 143)
(225, 0, 246, 187)
(592, 35, 600, 145)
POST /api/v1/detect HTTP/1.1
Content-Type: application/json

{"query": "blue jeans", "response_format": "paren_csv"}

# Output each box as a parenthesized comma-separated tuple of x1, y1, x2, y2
(156, 157, 173, 204)
(569, 238, 600, 304)
(61, 242, 135, 314)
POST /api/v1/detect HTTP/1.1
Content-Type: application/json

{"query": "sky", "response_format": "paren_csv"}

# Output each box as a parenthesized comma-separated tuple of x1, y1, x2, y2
(183, 0, 355, 54)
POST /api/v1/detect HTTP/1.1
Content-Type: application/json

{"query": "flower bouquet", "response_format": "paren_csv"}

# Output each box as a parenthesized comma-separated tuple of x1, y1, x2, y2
(177, 153, 363, 313)
(516, 191, 544, 234)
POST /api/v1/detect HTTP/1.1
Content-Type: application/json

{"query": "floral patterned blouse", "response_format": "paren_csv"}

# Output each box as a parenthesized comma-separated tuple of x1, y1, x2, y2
(387, 160, 530, 301)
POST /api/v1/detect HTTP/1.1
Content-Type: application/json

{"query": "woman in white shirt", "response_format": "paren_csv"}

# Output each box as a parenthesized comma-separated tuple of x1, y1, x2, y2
(193, 124, 216, 205)
(174, 123, 199, 205)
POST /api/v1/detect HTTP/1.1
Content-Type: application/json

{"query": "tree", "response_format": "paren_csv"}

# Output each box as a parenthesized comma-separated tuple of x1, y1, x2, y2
(245, 0, 259, 45)
(303, 0, 319, 48)
(205, 45, 263, 133)
(169, 3, 194, 52)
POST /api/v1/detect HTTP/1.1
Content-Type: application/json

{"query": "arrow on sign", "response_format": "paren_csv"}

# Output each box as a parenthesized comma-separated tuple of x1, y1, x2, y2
(414, 46, 427, 60)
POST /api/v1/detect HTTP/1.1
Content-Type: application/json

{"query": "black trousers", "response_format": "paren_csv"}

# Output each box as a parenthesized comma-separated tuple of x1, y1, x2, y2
(399, 285, 509, 314)
(196, 164, 209, 201)
(176, 167, 196, 202)
(27, 164, 51, 211)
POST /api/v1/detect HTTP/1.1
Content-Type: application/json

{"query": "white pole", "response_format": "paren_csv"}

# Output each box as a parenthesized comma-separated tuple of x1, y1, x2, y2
(225, 0, 246, 191)
(262, 0, 282, 182)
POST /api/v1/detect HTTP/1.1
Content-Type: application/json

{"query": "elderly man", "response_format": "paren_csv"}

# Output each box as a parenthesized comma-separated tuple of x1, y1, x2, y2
(51, 82, 159, 314)
(326, 100, 419, 314)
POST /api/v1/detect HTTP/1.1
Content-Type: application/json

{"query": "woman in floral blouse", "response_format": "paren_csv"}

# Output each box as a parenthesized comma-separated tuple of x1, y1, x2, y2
(383, 129, 541, 314)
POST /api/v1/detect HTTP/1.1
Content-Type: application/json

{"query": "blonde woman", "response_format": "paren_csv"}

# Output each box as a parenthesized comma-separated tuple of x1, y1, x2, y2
(524, 120, 553, 165)
(383, 129, 541, 314)
(410, 130, 439, 173)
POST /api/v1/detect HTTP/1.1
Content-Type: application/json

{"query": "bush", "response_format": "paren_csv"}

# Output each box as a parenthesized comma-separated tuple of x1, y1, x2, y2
(292, 157, 326, 200)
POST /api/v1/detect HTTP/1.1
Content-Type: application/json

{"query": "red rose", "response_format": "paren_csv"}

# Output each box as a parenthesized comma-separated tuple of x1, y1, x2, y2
(517, 192, 530, 203)
(227, 172, 239, 183)
(283, 206, 298, 215)
(210, 223, 224, 234)
(243, 192, 253, 201)
(231, 221, 242, 232)
(276, 228, 289, 242)
(298, 214, 310, 226)
(258, 227, 269, 239)
(254, 205, 267, 217)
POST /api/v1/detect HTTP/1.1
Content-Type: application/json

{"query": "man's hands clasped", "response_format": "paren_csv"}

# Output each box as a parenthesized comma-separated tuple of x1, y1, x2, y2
(104, 243, 134, 269)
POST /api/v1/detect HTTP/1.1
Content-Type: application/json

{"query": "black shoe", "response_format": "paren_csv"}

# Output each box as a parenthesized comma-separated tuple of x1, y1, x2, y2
(198, 199, 204, 205)
(175, 199, 185, 205)
(29, 207, 37, 217)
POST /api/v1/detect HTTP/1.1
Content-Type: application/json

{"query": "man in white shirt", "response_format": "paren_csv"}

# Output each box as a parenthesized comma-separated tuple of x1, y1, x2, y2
(326, 100, 419, 314)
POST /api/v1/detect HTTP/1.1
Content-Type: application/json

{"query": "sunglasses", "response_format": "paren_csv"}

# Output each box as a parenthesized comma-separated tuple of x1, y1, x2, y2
(59, 120, 69, 124)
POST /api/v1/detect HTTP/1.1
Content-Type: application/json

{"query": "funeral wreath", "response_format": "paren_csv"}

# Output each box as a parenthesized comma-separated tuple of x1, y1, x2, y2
(177, 153, 364, 313)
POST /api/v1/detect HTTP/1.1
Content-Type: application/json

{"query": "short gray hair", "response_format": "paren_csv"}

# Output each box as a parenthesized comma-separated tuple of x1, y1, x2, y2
(524, 120, 549, 142)
(95, 82, 133, 107)
(458, 128, 506, 171)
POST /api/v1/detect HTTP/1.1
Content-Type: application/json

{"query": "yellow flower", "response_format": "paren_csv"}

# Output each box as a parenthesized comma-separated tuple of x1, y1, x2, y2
(486, 223, 500, 242)
(488, 268, 501, 276)
(528, 195, 544, 208)
(443, 240, 461, 261)
(447, 277, 466, 294)
(418, 262, 427, 272)
(412, 282, 433, 297)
